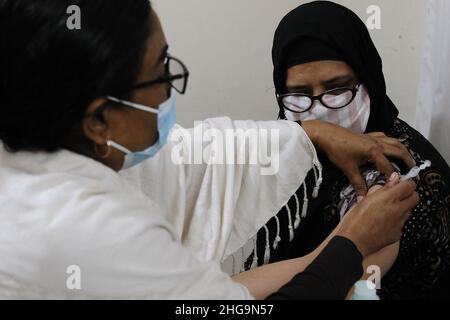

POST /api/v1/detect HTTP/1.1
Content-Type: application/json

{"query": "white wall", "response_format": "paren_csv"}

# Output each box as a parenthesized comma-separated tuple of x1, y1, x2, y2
(152, 0, 426, 128)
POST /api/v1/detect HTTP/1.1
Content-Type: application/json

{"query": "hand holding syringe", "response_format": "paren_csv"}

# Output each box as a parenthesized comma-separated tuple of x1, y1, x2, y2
(400, 160, 431, 181)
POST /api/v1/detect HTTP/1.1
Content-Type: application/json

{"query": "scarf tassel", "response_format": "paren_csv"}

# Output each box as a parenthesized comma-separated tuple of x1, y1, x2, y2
(273, 215, 281, 250)
(250, 234, 258, 269)
(285, 204, 294, 242)
(312, 160, 323, 199)
(263, 225, 271, 265)
(293, 192, 301, 229)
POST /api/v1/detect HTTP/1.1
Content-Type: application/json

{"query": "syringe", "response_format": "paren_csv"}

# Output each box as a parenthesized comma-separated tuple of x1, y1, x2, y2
(400, 160, 431, 181)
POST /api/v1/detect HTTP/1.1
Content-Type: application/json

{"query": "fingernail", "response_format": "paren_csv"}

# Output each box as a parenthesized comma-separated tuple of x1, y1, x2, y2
(357, 196, 364, 203)
(389, 172, 398, 182)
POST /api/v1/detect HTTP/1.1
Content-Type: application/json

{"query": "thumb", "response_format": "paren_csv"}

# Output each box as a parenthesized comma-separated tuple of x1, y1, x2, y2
(386, 172, 401, 187)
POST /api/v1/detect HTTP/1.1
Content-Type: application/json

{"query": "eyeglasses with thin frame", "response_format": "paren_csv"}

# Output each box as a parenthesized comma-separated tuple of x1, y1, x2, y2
(278, 83, 361, 113)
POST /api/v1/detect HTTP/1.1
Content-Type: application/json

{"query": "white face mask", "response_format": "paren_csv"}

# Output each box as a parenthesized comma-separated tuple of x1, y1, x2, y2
(285, 84, 371, 133)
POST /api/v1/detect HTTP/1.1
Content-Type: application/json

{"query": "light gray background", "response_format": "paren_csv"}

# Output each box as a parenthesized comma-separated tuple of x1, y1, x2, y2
(152, 0, 426, 128)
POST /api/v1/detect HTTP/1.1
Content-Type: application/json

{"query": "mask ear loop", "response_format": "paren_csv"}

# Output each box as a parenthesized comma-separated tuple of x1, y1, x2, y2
(107, 140, 132, 155)
(106, 96, 159, 114)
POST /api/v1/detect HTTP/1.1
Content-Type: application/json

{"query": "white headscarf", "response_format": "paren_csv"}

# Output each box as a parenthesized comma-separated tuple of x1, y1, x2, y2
(0, 117, 321, 299)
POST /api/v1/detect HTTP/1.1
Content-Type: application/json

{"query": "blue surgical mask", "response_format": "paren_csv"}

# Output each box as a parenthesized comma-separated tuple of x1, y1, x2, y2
(106, 89, 176, 170)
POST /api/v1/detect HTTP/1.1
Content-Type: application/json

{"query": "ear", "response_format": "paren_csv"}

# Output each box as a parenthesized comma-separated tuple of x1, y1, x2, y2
(82, 98, 110, 145)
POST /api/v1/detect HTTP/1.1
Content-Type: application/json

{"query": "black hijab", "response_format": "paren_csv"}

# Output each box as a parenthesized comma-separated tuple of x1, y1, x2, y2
(272, 0, 399, 133)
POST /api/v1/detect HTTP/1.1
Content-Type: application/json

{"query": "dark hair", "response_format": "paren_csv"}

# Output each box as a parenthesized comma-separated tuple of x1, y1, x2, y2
(0, 0, 152, 152)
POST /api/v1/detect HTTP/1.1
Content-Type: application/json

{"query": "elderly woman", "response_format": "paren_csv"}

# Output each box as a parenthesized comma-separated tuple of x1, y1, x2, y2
(249, 1, 449, 300)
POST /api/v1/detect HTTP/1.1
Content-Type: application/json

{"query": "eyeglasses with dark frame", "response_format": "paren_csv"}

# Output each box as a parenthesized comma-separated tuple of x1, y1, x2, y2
(278, 83, 361, 114)
(132, 54, 189, 94)
(88, 54, 189, 118)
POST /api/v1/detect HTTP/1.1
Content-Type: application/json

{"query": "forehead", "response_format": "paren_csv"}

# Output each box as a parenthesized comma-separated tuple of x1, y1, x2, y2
(286, 60, 355, 83)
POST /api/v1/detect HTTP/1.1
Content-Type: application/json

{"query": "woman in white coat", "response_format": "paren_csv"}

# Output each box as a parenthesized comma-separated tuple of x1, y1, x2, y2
(0, 0, 418, 299)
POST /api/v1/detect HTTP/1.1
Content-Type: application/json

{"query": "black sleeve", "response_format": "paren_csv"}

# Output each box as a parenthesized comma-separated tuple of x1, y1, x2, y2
(266, 236, 363, 300)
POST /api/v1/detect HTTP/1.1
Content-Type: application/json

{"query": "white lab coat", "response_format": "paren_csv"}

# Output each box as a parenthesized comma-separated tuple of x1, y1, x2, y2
(0, 117, 319, 299)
